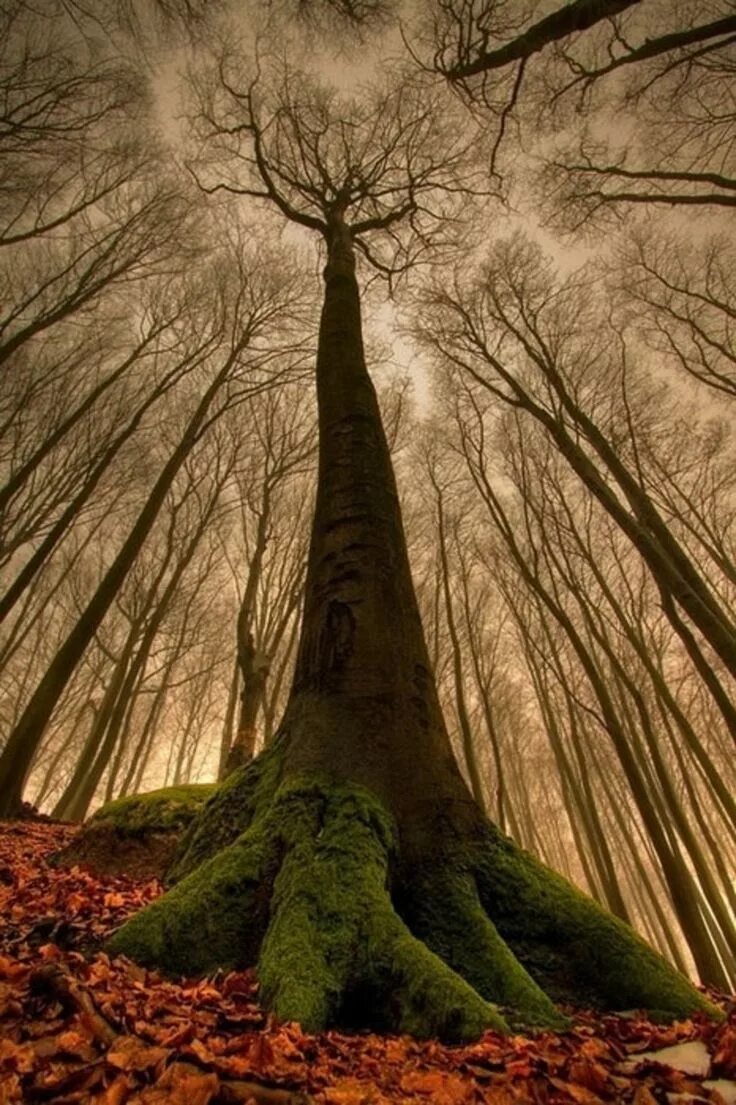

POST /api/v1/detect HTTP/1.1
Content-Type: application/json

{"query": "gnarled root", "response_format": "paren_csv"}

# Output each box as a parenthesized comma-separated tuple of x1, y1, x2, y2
(109, 773, 719, 1041)
(402, 867, 566, 1030)
(110, 777, 503, 1040)
(474, 825, 720, 1021)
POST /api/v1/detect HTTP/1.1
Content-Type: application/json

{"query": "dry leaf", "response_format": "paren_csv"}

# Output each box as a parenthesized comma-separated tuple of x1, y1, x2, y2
(631, 1085, 659, 1105)
(714, 1028, 736, 1078)
(107, 1036, 170, 1072)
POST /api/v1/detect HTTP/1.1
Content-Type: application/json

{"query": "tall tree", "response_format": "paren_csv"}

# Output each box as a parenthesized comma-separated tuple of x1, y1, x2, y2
(0, 237, 307, 816)
(412, 1, 736, 217)
(108, 56, 714, 1040)
(413, 236, 736, 695)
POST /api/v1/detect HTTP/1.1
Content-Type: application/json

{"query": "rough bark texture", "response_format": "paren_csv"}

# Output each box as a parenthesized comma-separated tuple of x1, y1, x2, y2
(109, 219, 718, 1040)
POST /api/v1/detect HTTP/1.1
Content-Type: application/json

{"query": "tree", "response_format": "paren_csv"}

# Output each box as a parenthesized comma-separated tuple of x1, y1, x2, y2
(0, 234, 308, 817)
(219, 382, 316, 776)
(442, 388, 735, 986)
(412, 236, 736, 703)
(52, 439, 235, 821)
(107, 55, 714, 1040)
(419, 1, 736, 216)
(614, 231, 736, 400)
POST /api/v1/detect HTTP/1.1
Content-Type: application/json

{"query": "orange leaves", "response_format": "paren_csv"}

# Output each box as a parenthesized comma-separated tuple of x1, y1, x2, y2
(0, 1039, 34, 1074)
(566, 1055, 609, 1095)
(56, 1027, 98, 1060)
(400, 1069, 473, 1104)
(245, 1032, 276, 1072)
(0, 957, 27, 983)
(104, 891, 129, 909)
(324, 1079, 378, 1105)
(92, 1074, 132, 1104)
(631, 1086, 658, 1105)
(548, 1076, 606, 1105)
(107, 1035, 172, 1072)
(133, 1062, 219, 1105)
(714, 1025, 736, 1077)
(1, 820, 734, 1105)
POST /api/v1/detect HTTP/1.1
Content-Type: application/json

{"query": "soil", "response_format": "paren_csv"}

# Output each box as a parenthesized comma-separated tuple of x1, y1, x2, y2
(53, 820, 181, 880)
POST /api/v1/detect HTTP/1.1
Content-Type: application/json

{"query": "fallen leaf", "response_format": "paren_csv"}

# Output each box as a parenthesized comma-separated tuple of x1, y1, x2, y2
(549, 1076, 605, 1104)
(0, 957, 27, 982)
(714, 1029, 736, 1078)
(143, 1063, 218, 1105)
(91, 1074, 131, 1104)
(0, 1039, 35, 1073)
(703, 1081, 736, 1105)
(400, 1069, 472, 1104)
(57, 1029, 97, 1060)
(0, 1073, 22, 1104)
(107, 1036, 170, 1072)
(324, 1080, 375, 1105)
(567, 1057, 609, 1094)
(632, 1086, 658, 1105)
(248, 1033, 275, 1071)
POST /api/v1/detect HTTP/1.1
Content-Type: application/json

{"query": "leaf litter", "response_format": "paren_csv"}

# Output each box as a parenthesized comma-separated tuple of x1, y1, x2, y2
(1, 820, 734, 1105)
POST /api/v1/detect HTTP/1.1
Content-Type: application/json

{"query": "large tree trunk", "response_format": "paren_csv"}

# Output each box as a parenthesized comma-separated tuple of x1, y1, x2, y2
(109, 220, 717, 1040)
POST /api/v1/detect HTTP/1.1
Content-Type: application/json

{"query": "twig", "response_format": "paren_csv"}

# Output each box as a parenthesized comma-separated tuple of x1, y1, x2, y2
(29, 964, 119, 1047)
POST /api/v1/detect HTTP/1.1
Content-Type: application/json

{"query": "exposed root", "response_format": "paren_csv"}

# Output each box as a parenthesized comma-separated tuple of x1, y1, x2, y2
(475, 826, 720, 1020)
(109, 771, 719, 1041)
(404, 867, 566, 1030)
(108, 824, 275, 976)
(168, 736, 285, 884)
(257, 779, 505, 1039)
(111, 776, 504, 1040)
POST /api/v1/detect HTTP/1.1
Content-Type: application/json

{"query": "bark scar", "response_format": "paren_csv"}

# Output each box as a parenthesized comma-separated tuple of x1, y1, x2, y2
(320, 599, 356, 673)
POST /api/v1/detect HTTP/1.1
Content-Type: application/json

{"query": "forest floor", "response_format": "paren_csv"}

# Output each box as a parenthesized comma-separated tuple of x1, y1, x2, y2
(0, 821, 734, 1105)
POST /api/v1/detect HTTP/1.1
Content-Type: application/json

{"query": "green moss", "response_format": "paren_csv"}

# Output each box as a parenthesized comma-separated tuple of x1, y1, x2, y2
(90, 784, 216, 835)
(110, 774, 505, 1042)
(474, 826, 721, 1022)
(109, 775, 719, 1041)
(257, 777, 506, 1041)
(167, 736, 285, 883)
(404, 865, 567, 1031)
(108, 822, 277, 974)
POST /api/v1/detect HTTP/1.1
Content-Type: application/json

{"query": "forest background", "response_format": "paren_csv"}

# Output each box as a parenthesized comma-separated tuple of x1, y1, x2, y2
(0, 0, 735, 996)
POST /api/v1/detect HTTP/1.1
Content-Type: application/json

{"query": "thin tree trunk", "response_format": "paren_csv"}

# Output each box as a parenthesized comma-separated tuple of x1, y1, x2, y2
(0, 352, 237, 816)
(432, 484, 486, 811)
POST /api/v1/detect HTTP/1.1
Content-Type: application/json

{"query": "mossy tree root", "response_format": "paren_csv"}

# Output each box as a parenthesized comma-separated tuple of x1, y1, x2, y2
(88, 784, 217, 835)
(110, 777, 506, 1040)
(108, 774, 720, 1041)
(403, 868, 567, 1031)
(255, 780, 508, 1040)
(166, 736, 285, 884)
(474, 827, 721, 1021)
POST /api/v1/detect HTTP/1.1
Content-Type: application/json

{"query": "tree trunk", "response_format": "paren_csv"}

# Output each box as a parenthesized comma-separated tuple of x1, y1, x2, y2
(217, 656, 241, 781)
(109, 220, 717, 1040)
(0, 354, 234, 817)
(223, 493, 272, 775)
(223, 632, 269, 774)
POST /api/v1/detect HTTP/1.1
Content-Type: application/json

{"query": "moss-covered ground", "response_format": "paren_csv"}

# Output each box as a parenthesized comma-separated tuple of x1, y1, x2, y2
(52, 784, 217, 880)
(89, 783, 217, 834)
